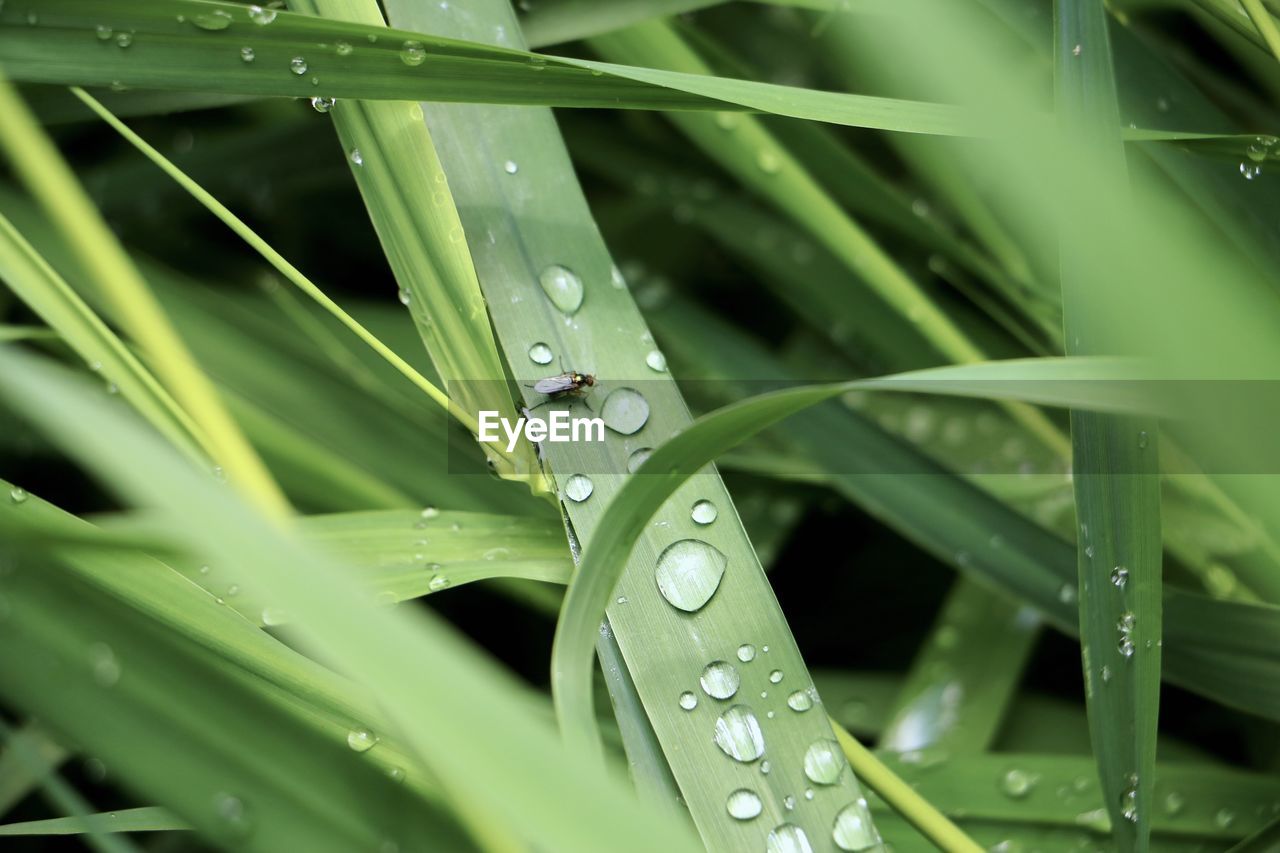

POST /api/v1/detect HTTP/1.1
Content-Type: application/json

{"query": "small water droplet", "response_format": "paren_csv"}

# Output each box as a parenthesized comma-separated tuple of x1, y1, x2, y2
(1072, 43, 1082, 56)
(700, 660, 740, 699)
(400, 40, 427, 66)
(726, 788, 762, 820)
(783, 795, 796, 810)
(678, 691, 698, 711)
(1215, 808, 1235, 829)
(346, 728, 377, 752)
(1000, 768, 1036, 799)
(737, 644, 756, 662)
(289, 56, 308, 75)
(601, 387, 649, 435)
(9, 486, 28, 504)
(1137, 430, 1149, 449)
(95, 24, 113, 41)
(114, 31, 133, 48)
(398, 287, 411, 306)
(428, 575, 450, 592)
(655, 539, 726, 612)
(563, 473, 594, 502)
(335, 40, 353, 56)
(1163, 790, 1185, 817)
(713, 705, 765, 762)
(1120, 775, 1139, 823)
(310, 96, 335, 113)
(261, 607, 286, 626)
(1101, 664, 1112, 683)
(615, 595, 628, 605)
(715, 112, 740, 131)
(645, 350, 667, 372)
(757, 150, 782, 174)
(248, 5, 277, 25)
(388, 766, 405, 783)
(804, 789, 814, 800)
(213, 793, 252, 840)
(348, 147, 364, 166)
(787, 690, 814, 712)
(1247, 136, 1274, 162)
(803, 739, 845, 785)
(1058, 583, 1077, 604)
(832, 802, 879, 851)
(89, 643, 120, 686)
(421, 506, 439, 520)
(1111, 566, 1129, 589)
(766, 823, 814, 853)
(504, 160, 518, 174)
(690, 499, 718, 526)
(626, 447, 653, 473)
(537, 264, 584, 314)
(193, 10, 232, 30)
(527, 342, 554, 364)
(240, 46, 255, 62)
(769, 670, 783, 684)
(1241, 162, 1262, 181)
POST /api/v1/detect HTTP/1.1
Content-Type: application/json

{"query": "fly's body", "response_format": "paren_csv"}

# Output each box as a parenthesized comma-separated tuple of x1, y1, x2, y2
(532, 371, 595, 398)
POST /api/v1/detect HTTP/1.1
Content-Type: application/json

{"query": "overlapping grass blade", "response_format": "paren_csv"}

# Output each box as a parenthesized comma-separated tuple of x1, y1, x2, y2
(0, 807, 188, 836)
(0, 347, 698, 853)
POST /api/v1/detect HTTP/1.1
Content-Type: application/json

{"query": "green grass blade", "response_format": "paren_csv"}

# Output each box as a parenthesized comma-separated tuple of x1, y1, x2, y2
(0, 76, 289, 516)
(0, 722, 67, 816)
(1055, 3, 1163, 850)
(520, 0, 731, 47)
(0, 807, 188, 836)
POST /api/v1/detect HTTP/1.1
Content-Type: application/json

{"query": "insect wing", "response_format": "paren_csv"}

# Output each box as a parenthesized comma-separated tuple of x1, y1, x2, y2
(533, 374, 578, 394)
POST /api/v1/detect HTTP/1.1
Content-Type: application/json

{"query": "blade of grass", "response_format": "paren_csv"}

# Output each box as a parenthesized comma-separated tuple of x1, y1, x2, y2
(0, 75, 288, 517)
(1056, 4, 1163, 850)
(0, 807, 189, 836)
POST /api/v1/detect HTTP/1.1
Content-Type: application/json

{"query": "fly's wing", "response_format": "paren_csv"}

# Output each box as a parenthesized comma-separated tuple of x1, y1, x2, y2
(533, 375, 576, 394)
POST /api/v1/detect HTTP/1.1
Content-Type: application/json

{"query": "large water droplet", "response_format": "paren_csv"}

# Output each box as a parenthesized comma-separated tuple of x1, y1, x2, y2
(627, 447, 653, 473)
(787, 689, 814, 712)
(737, 644, 756, 662)
(655, 539, 726, 612)
(832, 803, 878, 851)
(726, 788, 762, 820)
(803, 739, 845, 785)
(527, 342, 554, 365)
(347, 728, 377, 752)
(538, 264, 584, 314)
(691, 499, 718, 525)
(713, 705, 765, 762)
(400, 40, 427, 66)
(700, 661, 740, 700)
(193, 10, 232, 30)
(563, 474, 594, 503)
(601, 388, 649, 435)
(289, 56, 308, 75)
(679, 691, 698, 711)
(766, 824, 814, 853)
(248, 5, 277, 24)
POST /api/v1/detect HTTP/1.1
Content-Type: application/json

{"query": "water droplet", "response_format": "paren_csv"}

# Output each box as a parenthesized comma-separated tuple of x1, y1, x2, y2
(400, 40, 427, 66)
(737, 644, 756, 662)
(655, 539, 727, 612)
(1072, 43, 1082, 56)
(615, 595, 628, 605)
(601, 388, 649, 435)
(766, 824, 814, 853)
(261, 607, 286, 626)
(787, 690, 814, 712)
(1241, 162, 1262, 181)
(213, 793, 252, 840)
(1247, 136, 1273, 162)
(95, 24, 113, 41)
(240, 46, 256, 62)
(832, 803, 879, 851)
(310, 96, 335, 113)
(715, 112, 740, 131)
(1137, 430, 1149, 449)
(1117, 611, 1136, 658)
(527, 342, 554, 364)
(504, 160, 518, 174)
(1215, 808, 1235, 829)
(627, 447, 653, 473)
(726, 788, 762, 820)
(713, 705, 765, 762)
(645, 350, 667, 372)
(398, 287, 411, 306)
(563, 473, 594, 502)
(346, 728, 377, 752)
(114, 31, 133, 48)
(1120, 775, 1139, 823)
(388, 766, 405, 783)
(89, 643, 120, 687)
(691, 499, 718, 525)
(9, 486, 28, 504)
(1101, 665, 1112, 683)
(1000, 768, 1036, 799)
(679, 691, 698, 711)
(769, 670, 784, 684)
(1111, 566, 1129, 589)
(193, 10, 232, 30)
(537, 264, 584, 314)
(289, 56, 308, 75)
(421, 506, 439, 520)
(1058, 583, 1077, 604)
(783, 795, 796, 810)
(1163, 790, 1185, 817)
(803, 739, 845, 785)
(700, 660, 740, 699)
(335, 40, 353, 56)
(248, 5, 277, 25)
(428, 575, 450, 592)
(757, 150, 782, 174)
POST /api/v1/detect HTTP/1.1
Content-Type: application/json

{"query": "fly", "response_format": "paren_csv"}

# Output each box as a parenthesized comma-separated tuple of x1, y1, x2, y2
(532, 371, 596, 398)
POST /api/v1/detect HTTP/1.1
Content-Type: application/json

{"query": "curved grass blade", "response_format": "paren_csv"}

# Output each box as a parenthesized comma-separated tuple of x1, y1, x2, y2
(0, 76, 288, 517)
(520, 0, 731, 48)
(0, 807, 188, 836)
